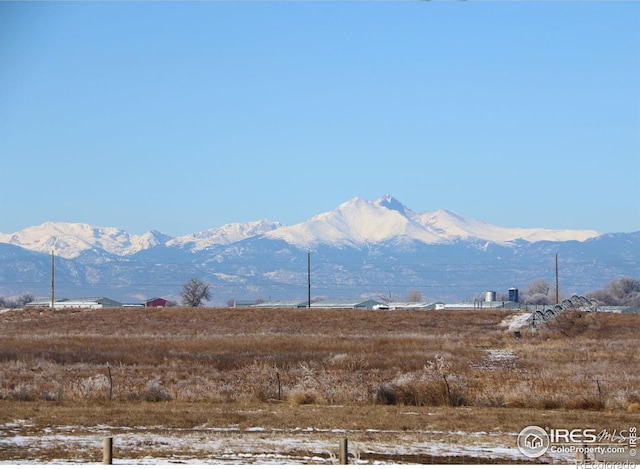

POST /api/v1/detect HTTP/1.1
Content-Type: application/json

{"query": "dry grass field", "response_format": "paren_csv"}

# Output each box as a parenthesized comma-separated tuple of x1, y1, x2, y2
(0, 306, 638, 463)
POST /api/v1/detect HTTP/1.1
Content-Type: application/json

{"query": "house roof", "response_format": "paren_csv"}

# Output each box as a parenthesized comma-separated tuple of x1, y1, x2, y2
(387, 302, 441, 310)
(255, 299, 310, 308)
(233, 300, 260, 306)
(310, 299, 383, 309)
(437, 301, 521, 310)
(72, 297, 122, 306)
(25, 297, 122, 307)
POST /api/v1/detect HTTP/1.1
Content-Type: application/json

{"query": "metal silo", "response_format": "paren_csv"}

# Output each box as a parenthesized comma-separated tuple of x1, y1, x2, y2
(508, 287, 519, 303)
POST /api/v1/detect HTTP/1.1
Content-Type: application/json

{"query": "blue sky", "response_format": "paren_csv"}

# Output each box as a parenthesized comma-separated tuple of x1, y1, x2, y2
(1, 2, 639, 237)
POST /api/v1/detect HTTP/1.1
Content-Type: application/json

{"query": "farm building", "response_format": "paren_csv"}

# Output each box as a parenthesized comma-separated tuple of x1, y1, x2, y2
(25, 297, 123, 309)
(310, 299, 385, 310)
(255, 299, 311, 308)
(230, 299, 262, 308)
(387, 302, 442, 310)
(435, 300, 521, 310)
(145, 297, 168, 308)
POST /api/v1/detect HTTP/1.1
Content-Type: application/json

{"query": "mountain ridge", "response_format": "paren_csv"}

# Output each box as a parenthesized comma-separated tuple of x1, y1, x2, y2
(0, 195, 600, 259)
(3, 195, 632, 305)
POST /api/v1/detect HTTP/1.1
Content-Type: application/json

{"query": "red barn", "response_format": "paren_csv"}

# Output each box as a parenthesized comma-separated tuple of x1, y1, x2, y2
(145, 297, 168, 308)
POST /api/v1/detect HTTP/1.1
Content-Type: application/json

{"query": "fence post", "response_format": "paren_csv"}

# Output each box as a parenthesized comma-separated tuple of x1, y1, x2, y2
(103, 437, 113, 464)
(339, 437, 348, 464)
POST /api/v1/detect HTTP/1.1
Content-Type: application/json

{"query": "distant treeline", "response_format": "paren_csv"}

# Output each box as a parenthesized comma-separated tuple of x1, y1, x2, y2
(0, 294, 35, 309)
(1, 277, 639, 309)
(586, 276, 640, 307)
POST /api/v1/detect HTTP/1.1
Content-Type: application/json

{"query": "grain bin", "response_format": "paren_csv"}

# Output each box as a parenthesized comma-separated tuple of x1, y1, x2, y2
(485, 291, 497, 302)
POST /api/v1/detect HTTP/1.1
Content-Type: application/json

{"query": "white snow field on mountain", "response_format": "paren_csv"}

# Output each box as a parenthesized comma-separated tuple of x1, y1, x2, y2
(0, 195, 599, 259)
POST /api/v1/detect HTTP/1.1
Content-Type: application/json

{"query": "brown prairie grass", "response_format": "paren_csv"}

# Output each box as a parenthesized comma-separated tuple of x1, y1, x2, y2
(0, 307, 638, 413)
(0, 400, 635, 436)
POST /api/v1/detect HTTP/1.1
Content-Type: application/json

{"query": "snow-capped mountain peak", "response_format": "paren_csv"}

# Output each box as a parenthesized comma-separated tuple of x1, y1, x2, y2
(0, 222, 172, 259)
(263, 196, 600, 248)
(0, 196, 601, 259)
(414, 209, 500, 239)
(413, 209, 598, 243)
(168, 219, 283, 252)
(264, 196, 445, 248)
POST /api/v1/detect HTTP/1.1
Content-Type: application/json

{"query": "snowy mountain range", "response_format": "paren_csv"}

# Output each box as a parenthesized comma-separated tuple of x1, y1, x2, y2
(0, 195, 636, 304)
(0, 195, 598, 258)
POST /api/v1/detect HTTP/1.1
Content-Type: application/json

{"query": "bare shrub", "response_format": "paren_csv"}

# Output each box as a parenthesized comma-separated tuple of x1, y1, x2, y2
(141, 381, 172, 402)
(173, 377, 229, 403)
(539, 394, 566, 410)
(475, 392, 506, 408)
(625, 391, 640, 404)
(502, 382, 531, 408)
(374, 380, 446, 406)
(445, 375, 468, 407)
(325, 353, 368, 372)
(38, 391, 61, 401)
(374, 362, 466, 407)
(239, 361, 282, 402)
(72, 374, 110, 400)
(374, 384, 403, 405)
(288, 387, 325, 405)
(565, 395, 603, 411)
(9, 385, 37, 401)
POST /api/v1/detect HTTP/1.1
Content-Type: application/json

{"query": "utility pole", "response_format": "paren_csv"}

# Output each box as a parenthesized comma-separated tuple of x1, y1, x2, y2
(307, 252, 311, 309)
(51, 250, 55, 309)
(555, 253, 559, 304)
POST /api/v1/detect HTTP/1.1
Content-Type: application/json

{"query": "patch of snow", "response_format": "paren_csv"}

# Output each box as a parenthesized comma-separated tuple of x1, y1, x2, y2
(487, 349, 517, 364)
(0, 421, 576, 465)
(501, 311, 533, 330)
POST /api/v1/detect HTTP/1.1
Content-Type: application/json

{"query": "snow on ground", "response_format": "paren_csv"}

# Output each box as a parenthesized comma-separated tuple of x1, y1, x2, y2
(501, 311, 532, 330)
(485, 349, 518, 370)
(0, 420, 575, 465)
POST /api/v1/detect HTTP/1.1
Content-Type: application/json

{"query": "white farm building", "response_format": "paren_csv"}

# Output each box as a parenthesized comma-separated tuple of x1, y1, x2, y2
(25, 297, 123, 310)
